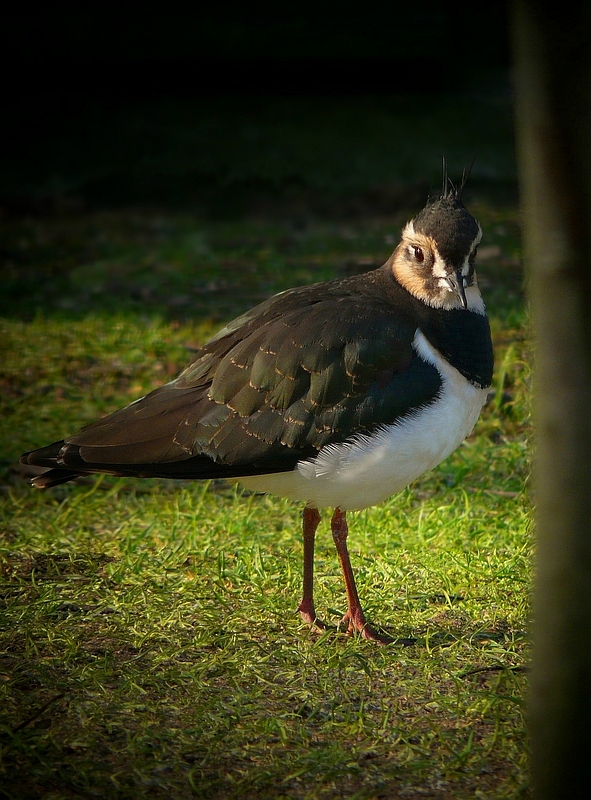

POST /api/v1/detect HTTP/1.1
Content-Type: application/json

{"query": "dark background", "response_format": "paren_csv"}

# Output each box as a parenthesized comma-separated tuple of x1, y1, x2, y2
(2, 2, 512, 217)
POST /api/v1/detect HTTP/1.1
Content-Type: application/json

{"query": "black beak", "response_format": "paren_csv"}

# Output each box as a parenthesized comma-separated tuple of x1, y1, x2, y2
(446, 270, 468, 309)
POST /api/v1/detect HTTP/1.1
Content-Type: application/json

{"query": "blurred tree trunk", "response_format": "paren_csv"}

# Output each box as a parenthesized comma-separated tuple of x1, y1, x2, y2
(511, 2, 591, 797)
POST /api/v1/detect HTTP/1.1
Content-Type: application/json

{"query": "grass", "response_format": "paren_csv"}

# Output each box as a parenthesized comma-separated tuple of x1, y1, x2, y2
(0, 108, 531, 797)
(1, 477, 531, 799)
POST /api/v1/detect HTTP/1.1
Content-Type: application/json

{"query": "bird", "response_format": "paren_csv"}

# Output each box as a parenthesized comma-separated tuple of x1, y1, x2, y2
(20, 180, 494, 643)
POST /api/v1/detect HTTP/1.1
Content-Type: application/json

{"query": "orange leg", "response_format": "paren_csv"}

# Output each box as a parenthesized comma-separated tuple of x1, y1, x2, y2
(331, 508, 392, 643)
(298, 507, 326, 629)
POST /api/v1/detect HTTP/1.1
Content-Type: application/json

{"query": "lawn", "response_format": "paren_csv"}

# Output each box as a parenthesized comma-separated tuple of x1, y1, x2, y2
(0, 90, 531, 798)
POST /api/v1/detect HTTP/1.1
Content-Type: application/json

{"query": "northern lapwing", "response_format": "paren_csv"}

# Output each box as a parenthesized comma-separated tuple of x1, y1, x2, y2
(21, 182, 494, 643)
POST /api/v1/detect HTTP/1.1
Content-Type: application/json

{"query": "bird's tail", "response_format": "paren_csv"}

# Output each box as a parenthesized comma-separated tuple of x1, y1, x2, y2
(20, 441, 84, 488)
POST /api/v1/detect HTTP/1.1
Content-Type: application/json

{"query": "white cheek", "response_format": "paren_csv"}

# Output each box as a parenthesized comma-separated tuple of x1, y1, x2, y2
(460, 255, 472, 277)
(465, 285, 486, 314)
(464, 227, 483, 275)
(433, 280, 486, 314)
(431, 254, 448, 279)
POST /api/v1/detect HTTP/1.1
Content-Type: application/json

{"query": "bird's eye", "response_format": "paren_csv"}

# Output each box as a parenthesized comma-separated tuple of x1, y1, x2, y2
(411, 245, 425, 263)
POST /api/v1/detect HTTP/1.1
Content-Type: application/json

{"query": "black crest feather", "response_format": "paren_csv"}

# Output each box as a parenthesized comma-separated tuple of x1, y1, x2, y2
(439, 157, 474, 202)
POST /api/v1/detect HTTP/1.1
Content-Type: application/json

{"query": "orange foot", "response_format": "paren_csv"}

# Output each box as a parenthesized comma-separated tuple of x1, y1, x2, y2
(339, 609, 395, 644)
(298, 604, 328, 631)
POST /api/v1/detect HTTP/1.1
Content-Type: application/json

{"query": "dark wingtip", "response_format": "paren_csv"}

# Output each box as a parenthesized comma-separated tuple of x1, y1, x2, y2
(20, 441, 66, 466)
(20, 441, 81, 488)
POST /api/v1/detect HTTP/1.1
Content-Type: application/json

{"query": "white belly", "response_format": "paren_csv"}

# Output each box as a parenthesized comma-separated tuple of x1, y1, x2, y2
(238, 332, 489, 511)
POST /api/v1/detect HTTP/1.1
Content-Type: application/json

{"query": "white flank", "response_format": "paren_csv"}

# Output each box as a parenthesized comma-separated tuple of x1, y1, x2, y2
(238, 331, 489, 511)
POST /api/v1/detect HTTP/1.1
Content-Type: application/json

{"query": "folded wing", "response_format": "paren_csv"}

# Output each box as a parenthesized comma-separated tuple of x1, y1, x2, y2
(21, 270, 443, 486)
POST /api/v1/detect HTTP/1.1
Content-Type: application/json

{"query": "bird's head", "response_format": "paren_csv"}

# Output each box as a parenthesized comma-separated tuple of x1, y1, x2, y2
(391, 187, 484, 313)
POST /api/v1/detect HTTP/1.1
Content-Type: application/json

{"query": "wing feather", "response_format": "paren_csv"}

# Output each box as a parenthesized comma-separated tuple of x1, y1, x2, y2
(22, 266, 443, 483)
